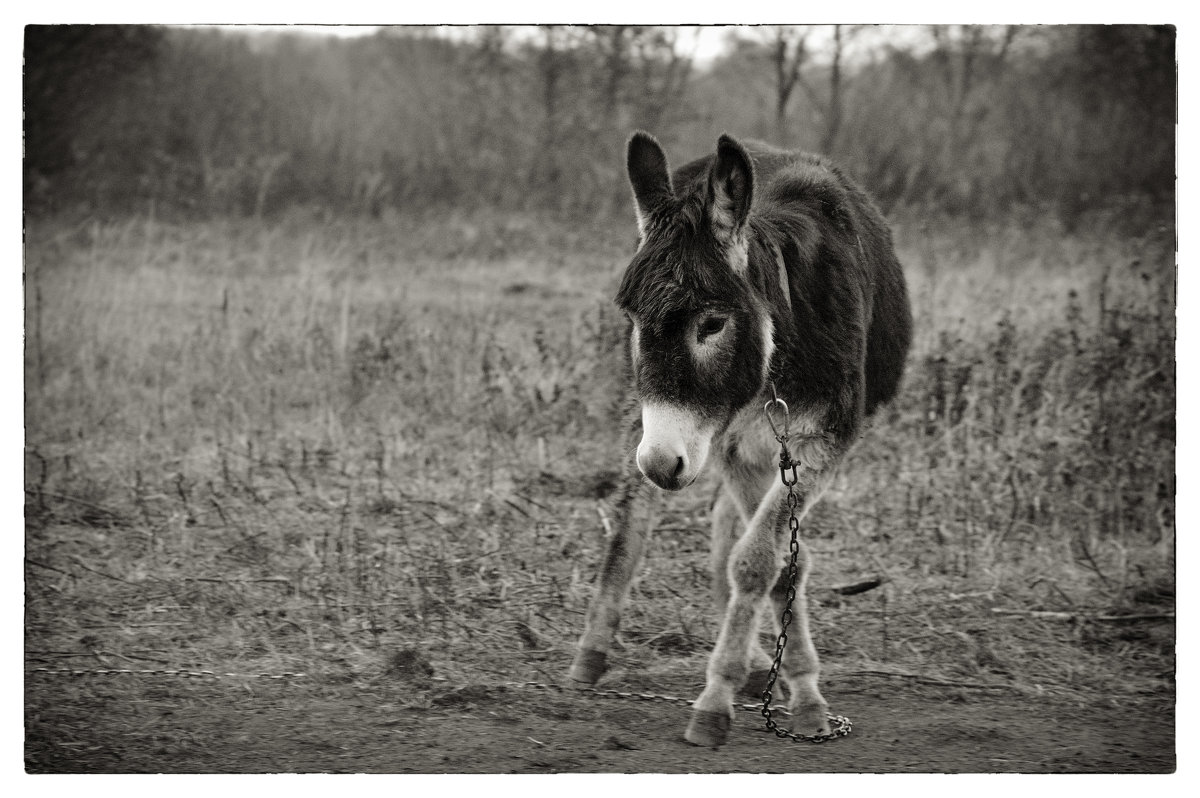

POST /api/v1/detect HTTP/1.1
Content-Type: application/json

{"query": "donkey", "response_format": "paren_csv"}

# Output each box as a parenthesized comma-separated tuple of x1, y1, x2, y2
(567, 132, 912, 747)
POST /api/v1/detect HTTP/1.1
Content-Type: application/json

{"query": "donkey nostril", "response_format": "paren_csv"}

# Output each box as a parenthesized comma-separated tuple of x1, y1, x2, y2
(636, 445, 690, 490)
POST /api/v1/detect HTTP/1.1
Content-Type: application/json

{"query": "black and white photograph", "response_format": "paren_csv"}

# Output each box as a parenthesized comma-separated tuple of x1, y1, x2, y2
(20, 9, 1179, 777)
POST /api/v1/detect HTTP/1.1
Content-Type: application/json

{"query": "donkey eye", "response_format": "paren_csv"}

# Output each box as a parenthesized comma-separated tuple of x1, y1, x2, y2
(697, 315, 728, 342)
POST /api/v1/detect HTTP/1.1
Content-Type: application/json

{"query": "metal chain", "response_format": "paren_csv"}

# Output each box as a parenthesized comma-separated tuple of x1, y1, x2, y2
(506, 681, 848, 724)
(760, 389, 853, 743)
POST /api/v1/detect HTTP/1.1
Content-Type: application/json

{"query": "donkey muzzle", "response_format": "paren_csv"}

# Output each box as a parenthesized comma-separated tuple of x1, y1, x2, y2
(636, 402, 712, 491)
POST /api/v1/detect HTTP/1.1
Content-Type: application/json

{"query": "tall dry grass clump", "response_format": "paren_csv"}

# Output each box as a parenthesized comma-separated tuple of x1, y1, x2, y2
(24, 211, 630, 529)
(827, 214, 1174, 621)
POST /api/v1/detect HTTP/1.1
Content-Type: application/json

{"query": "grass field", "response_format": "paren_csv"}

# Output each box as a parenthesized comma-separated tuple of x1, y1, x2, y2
(23, 208, 1176, 769)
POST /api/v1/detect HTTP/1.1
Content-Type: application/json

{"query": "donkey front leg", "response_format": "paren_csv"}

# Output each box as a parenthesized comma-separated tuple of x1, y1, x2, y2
(764, 534, 831, 738)
(710, 487, 776, 698)
(685, 477, 831, 747)
(568, 473, 659, 685)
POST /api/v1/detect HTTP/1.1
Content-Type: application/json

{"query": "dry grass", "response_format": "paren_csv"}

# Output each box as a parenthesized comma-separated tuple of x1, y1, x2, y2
(24, 208, 1175, 710)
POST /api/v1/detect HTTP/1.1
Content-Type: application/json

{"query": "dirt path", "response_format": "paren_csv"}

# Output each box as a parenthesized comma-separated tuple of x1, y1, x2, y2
(25, 676, 1174, 773)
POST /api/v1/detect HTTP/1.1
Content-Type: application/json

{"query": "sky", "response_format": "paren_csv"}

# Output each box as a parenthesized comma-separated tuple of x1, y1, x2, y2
(223, 24, 736, 64)
(209, 23, 996, 69)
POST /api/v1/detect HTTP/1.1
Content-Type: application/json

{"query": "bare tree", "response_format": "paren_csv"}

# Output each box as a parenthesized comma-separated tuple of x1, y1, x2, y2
(766, 25, 852, 152)
(630, 27, 697, 132)
(592, 26, 633, 126)
(795, 25, 854, 153)
(928, 25, 1018, 163)
(535, 25, 573, 196)
(769, 26, 809, 144)
(821, 25, 844, 152)
(583, 26, 697, 132)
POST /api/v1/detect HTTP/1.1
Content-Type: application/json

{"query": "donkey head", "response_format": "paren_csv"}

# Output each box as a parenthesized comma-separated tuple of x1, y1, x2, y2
(616, 132, 775, 491)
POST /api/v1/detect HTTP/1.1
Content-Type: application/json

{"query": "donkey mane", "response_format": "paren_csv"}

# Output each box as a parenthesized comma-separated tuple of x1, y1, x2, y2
(615, 193, 746, 327)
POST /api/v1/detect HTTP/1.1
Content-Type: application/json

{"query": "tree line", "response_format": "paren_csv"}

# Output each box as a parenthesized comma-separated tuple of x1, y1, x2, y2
(24, 24, 1175, 225)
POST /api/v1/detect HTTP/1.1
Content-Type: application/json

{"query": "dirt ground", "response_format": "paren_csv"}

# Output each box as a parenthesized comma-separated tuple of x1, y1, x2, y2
(25, 672, 1174, 774)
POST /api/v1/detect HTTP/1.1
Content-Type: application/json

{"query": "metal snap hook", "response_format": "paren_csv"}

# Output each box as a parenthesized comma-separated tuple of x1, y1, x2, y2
(764, 396, 790, 442)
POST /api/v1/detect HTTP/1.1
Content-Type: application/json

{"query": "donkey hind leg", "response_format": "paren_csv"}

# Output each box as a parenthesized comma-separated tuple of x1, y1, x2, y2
(685, 475, 832, 747)
(710, 488, 774, 699)
(567, 472, 660, 685)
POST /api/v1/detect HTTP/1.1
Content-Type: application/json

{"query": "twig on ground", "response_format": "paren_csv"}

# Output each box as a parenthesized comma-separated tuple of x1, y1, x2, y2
(1028, 577, 1077, 608)
(25, 651, 96, 660)
(180, 576, 292, 584)
(23, 488, 122, 522)
(26, 558, 74, 577)
(69, 556, 132, 583)
(829, 576, 887, 595)
(209, 498, 229, 527)
(1074, 534, 1112, 588)
(513, 491, 553, 513)
(98, 650, 176, 664)
(991, 608, 1175, 623)
(595, 502, 614, 538)
(499, 497, 532, 518)
(837, 669, 1014, 691)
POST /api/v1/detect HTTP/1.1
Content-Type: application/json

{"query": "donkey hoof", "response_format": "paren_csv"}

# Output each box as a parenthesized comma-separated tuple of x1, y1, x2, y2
(738, 668, 773, 699)
(567, 648, 607, 685)
(789, 702, 832, 737)
(685, 709, 732, 748)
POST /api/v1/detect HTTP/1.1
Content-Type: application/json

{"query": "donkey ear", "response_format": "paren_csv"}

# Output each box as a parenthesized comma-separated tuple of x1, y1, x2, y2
(708, 134, 754, 238)
(627, 131, 674, 231)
